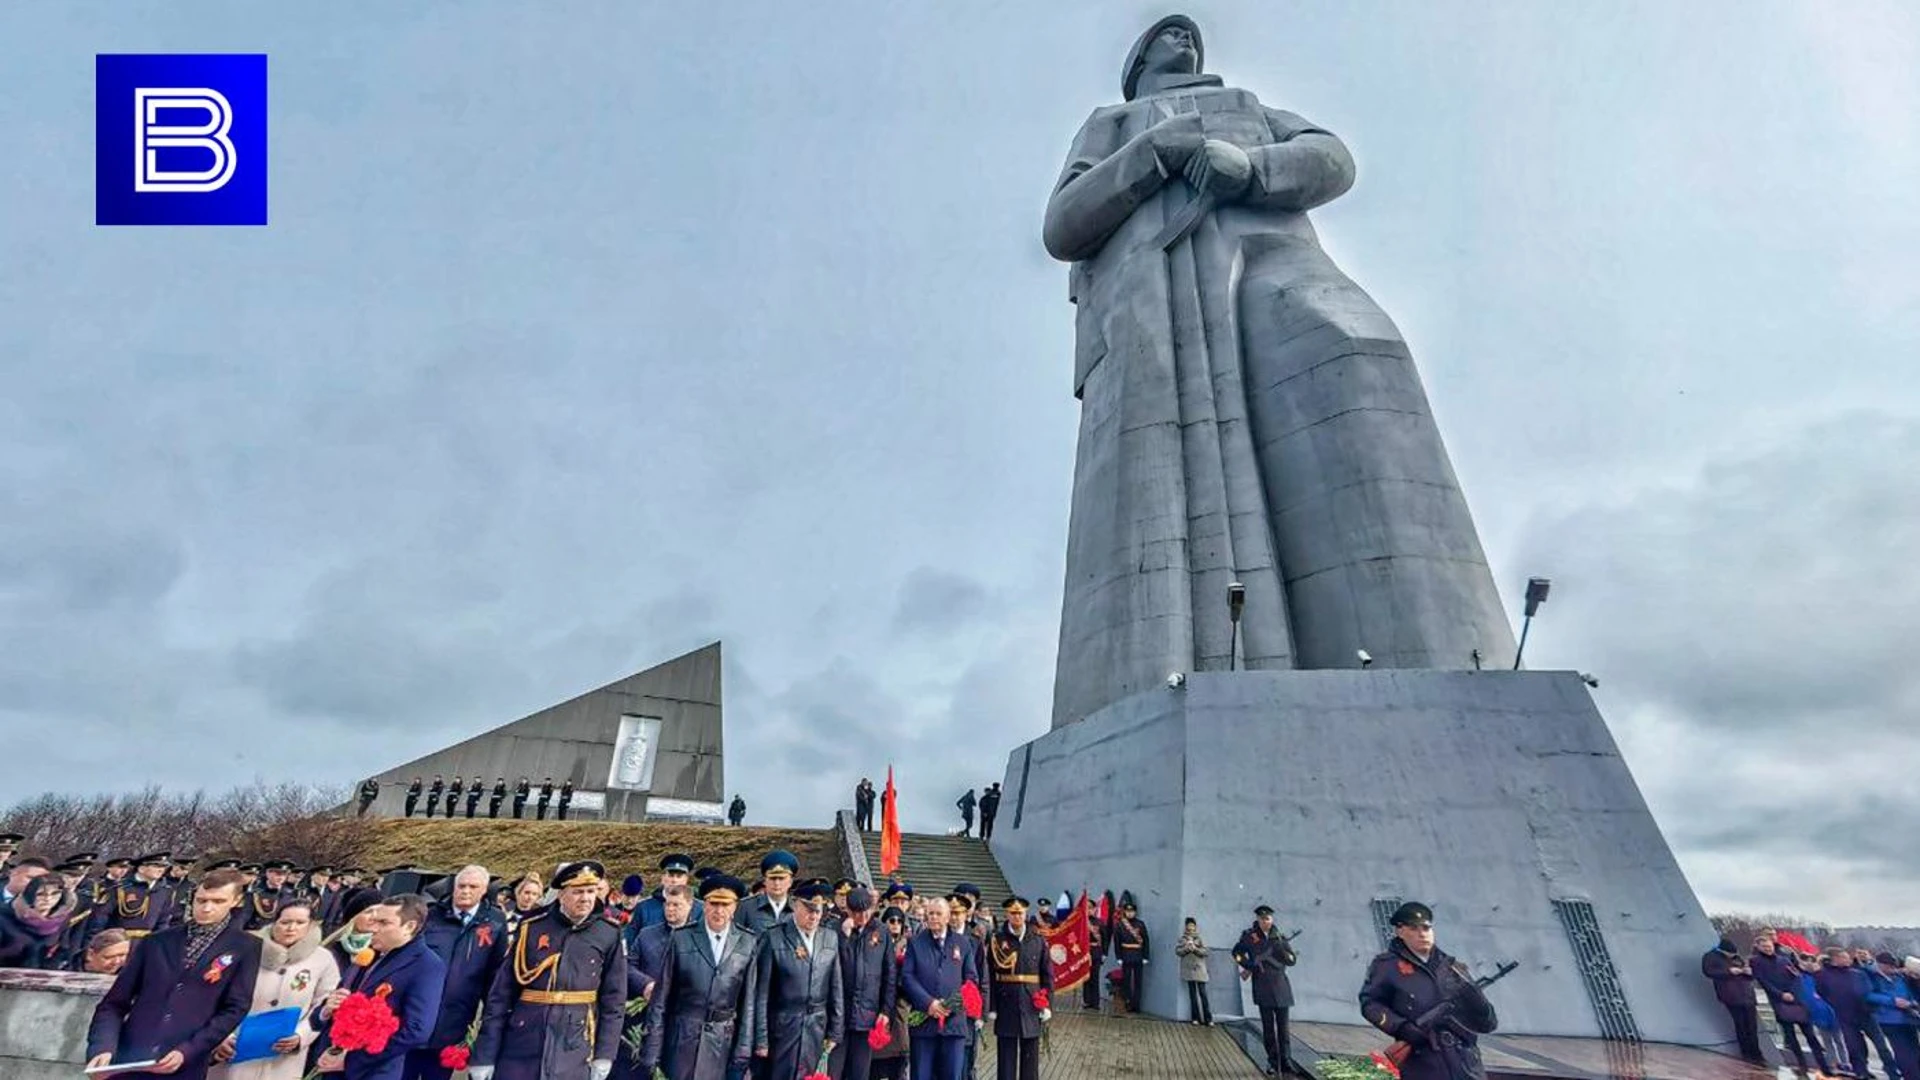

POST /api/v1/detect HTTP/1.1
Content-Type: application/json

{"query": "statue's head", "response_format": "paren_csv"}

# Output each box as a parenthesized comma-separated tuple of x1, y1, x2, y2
(1123, 14, 1203, 100)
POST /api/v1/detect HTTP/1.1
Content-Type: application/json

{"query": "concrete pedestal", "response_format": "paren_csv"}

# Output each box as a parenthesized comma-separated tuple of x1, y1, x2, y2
(992, 669, 1730, 1048)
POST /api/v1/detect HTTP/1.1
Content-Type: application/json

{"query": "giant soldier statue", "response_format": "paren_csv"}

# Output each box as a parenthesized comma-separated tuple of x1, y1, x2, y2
(1044, 14, 1517, 727)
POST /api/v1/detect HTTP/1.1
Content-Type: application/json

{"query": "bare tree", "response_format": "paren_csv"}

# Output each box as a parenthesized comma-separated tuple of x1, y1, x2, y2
(0, 781, 375, 869)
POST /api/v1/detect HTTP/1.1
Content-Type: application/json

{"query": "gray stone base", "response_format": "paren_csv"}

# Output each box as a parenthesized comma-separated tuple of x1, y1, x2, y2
(992, 669, 1731, 1048)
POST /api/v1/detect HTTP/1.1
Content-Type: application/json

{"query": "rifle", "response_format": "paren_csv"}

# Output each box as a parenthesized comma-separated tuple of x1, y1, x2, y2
(1382, 961, 1519, 1069)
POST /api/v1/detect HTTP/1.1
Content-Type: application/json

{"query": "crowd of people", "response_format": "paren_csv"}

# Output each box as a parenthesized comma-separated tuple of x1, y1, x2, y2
(1705, 926, 1920, 1079)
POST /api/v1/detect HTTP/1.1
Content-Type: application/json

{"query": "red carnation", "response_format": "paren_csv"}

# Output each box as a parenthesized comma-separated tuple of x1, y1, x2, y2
(330, 986, 402, 1055)
(959, 981, 984, 1021)
(867, 1015, 891, 1050)
(1370, 1050, 1403, 1078)
(438, 1044, 471, 1070)
(1032, 989, 1050, 1011)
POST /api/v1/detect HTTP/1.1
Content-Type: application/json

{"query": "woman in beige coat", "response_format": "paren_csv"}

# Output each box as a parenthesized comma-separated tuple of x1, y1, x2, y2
(209, 898, 342, 1080)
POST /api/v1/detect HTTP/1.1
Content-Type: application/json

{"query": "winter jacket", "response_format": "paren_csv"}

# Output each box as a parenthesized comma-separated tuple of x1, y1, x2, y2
(1812, 964, 1871, 1024)
(1700, 947, 1756, 1009)
(1796, 972, 1835, 1029)
(1175, 929, 1209, 982)
(1863, 967, 1920, 1028)
(1749, 948, 1808, 1023)
(209, 925, 341, 1080)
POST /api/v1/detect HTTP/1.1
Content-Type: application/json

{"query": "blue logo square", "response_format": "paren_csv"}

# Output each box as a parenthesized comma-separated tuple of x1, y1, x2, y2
(96, 54, 268, 226)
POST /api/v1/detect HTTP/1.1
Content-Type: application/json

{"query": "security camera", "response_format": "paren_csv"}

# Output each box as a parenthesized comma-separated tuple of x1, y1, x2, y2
(1580, 673, 1600, 689)
(1357, 649, 1373, 668)
(1166, 672, 1186, 690)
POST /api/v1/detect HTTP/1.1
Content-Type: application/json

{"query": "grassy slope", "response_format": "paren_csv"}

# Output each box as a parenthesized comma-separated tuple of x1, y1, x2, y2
(361, 819, 843, 883)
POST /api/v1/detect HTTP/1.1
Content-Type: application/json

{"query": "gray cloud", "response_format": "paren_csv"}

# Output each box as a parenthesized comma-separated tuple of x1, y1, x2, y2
(889, 567, 996, 638)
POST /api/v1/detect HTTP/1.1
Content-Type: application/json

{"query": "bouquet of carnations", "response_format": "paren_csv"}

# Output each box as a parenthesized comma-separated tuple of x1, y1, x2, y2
(1311, 1053, 1399, 1079)
(1033, 989, 1052, 1056)
(304, 986, 400, 1079)
(906, 980, 984, 1033)
(437, 1011, 483, 1072)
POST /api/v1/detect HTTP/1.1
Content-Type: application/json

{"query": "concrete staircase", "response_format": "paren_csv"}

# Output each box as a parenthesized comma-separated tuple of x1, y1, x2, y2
(858, 830, 1017, 902)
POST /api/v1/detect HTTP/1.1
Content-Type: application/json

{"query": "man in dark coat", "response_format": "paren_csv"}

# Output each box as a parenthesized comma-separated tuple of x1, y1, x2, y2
(241, 860, 295, 931)
(405, 776, 424, 817)
(1813, 947, 1872, 1079)
(465, 778, 484, 819)
(616, 885, 694, 1080)
(854, 779, 875, 832)
(976, 785, 1001, 843)
(955, 790, 976, 837)
(754, 879, 844, 1080)
(986, 897, 1051, 1080)
(640, 874, 760, 1080)
(729, 795, 747, 826)
(405, 865, 510, 1080)
(1358, 902, 1498, 1080)
(512, 776, 531, 819)
(838, 886, 897, 1080)
(538, 778, 556, 820)
(446, 777, 464, 819)
(471, 861, 627, 1080)
(1700, 936, 1763, 1064)
(426, 775, 446, 817)
(1233, 905, 1300, 1077)
(88, 851, 176, 943)
(637, 853, 697, 931)
(315, 893, 448, 1080)
(85, 867, 263, 1080)
(1110, 897, 1150, 1014)
(1748, 932, 1830, 1074)
(358, 777, 381, 816)
(901, 896, 981, 1080)
(489, 778, 508, 819)
(737, 851, 799, 935)
(558, 779, 576, 820)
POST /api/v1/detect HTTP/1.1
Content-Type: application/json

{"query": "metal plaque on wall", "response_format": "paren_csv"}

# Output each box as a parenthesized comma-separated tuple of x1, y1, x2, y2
(609, 715, 663, 791)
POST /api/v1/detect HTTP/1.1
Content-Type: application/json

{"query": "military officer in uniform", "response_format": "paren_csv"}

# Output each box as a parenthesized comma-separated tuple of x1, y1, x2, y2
(465, 777, 485, 818)
(559, 779, 576, 820)
(406, 776, 425, 817)
(56, 854, 100, 968)
(948, 885, 990, 1080)
(1111, 896, 1150, 1014)
(513, 776, 532, 819)
(490, 777, 509, 819)
(637, 853, 698, 930)
(445, 776, 464, 818)
(640, 874, 760, 1080)
(426, 774, 446, 817)
(87, 851, 175, 944)
(471, 860, 627, 1080)
(987, 897, 1052, 1080)
(736, 851, 798, 934)
(1358, 902, 1498, 1080)
(1233, 905, 1301, 1076)
(357, 777, 381, 816)
(538, 777, 556, 820)
(243, 859, 294, 930)
(754, 879, 844, 1080)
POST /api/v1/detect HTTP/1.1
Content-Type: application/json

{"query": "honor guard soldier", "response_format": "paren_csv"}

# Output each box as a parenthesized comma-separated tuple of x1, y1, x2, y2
(839, 886, 898, 1080)
(1233, 905, 1301, 1076)
(737, 851, 799, 934)
(490, 776, 508, 819)
(405, 776, 424, 817)
(446, 776, 464, 819)
(558, 779, 575, 820)
(988, 897, 1052, 1080)
(538, 777, 556, 820)
(465, 777, 484, 819)
(88, 852, 175, 944)
(471, 861, 627, 1080)
(512, 776, 531, 819)
(244, 860, 294, 930)
(753, 879, 844, 1080)
(1359, 902, 1499, 1080)
(426, 774, 446, 817)
(640, 873, 760, 1080)
(1111, 894, 1150, 1014)
(357, 776, 380, 816)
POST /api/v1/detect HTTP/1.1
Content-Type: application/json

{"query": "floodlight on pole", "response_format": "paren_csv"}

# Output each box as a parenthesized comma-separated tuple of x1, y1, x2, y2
(1227, 581, 1246, 671)
(1513, 577, 1552, 670)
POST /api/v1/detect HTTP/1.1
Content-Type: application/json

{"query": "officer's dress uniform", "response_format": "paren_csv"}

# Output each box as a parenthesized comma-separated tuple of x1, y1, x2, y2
(753, 914, 844, 1080)
(241, 885, 288, 932)
(425, 779, 445, 817)
(473, 866, 627, 1080)
(1111, 913, 1149, 1013)
(405, 779, 423, 818)
(1359, 939, 1498, 1080)
(89, 878, 174, 944)
(641, 877, 761, 1080)
(986, 912, 1052, 1080)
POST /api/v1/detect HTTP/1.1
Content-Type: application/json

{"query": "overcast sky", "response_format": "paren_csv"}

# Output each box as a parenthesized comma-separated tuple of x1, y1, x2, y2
(2, 1, 1916, 924)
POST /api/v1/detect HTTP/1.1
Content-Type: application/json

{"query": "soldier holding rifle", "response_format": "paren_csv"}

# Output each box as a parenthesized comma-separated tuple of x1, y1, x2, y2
(1232, 905, 1302, 1077)
(1359, 902, 1507, 1080)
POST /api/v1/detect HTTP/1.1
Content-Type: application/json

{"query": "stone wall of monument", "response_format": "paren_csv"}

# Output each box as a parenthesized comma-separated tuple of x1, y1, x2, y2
(0, 969, 107, 1078)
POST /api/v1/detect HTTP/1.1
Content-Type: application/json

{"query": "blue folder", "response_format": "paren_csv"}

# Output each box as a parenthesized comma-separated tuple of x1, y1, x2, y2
(230, 1006, 303, 1064)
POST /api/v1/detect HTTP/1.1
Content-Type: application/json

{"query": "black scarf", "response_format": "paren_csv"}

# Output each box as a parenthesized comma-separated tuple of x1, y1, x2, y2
(183, 914, 231, 966)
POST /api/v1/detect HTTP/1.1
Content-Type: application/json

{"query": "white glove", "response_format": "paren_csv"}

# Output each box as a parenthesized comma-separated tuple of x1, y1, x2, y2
(469, 1068, 495, 1080)
(1040, 1009, 1052, 1023)
(589, 1059, 613, 1080)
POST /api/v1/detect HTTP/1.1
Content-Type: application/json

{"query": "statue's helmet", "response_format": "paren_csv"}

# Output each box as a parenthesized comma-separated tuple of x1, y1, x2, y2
(1123, 14, 1204, 101)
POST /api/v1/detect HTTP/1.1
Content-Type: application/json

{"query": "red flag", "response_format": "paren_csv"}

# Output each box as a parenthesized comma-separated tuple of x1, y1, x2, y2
(880, 766, 902, 876)
(1039, 892, 1093, 993)
(1775, 930, 1819, 956)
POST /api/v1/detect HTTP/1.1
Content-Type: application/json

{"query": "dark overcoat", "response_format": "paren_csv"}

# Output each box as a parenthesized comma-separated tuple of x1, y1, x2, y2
(1358, 940, 1498, 1080)
(85, 916, 263, 1080)
(900, 928, 981, 1041)
(474, 908, 627, 1080)
(642, 922, 760, 1080)
(324, 935, 447, 1080)
(418, 901, 509, 1047)
(754, 921, 844, 1080)
(986, 928, 1052, 1039)
(839, 919, 898, 1033)
(1232, 925, 1296, 1008)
